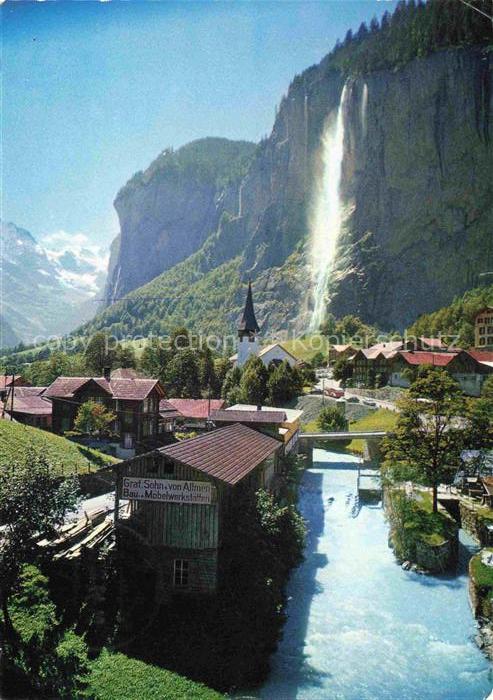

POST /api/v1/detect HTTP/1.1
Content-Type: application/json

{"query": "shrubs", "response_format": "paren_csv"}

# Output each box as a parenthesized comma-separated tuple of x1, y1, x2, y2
(2, 564, 89, 698)
(385, 490, 456, 567)
(85, 650, 224, 700)
(317, 405, 347, 432)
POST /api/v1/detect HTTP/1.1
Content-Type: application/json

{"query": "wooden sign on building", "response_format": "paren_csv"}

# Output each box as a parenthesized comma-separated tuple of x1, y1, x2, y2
(115, 423, 282, 594)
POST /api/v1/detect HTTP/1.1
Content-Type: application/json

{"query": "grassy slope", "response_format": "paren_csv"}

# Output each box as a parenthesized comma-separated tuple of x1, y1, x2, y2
(347, 408, 398, 454)
(0, 421, 117, 475)
(86, 651, 224, 700)
(279, 335, 329, 362)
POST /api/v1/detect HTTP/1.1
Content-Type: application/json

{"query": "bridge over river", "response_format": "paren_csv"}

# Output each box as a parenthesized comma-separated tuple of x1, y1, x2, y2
(299, 430, 388, 464)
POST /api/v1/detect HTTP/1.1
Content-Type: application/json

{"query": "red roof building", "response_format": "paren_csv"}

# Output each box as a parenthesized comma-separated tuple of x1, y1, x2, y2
(165, 398, 225, 425)
(44, 374, 165, 455)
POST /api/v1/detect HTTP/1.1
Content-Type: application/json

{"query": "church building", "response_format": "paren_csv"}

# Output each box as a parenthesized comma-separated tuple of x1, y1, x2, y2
(230, 281, 299, 368)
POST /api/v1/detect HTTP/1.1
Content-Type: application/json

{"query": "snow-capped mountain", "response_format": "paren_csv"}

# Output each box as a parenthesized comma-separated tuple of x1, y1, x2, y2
(0, 221, 107, 348)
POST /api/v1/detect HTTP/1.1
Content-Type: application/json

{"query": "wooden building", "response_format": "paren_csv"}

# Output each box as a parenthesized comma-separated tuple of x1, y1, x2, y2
(475, 307, 493, 349)
(217, 403, 303, 454)
(116, 423, 282, 595)
(44, 373, 165, 456)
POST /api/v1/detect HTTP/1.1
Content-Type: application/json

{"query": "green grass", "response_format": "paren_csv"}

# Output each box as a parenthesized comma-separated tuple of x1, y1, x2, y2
(0, 421, 118, 475)
(280, 335, 329, 363)
(85, 651, 224, 700)
(471, 550, 493, 589)
(347, 408, 398, 454)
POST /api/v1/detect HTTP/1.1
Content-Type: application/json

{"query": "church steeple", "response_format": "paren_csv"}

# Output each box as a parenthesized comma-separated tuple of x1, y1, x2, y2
(238, 280, 260, 337)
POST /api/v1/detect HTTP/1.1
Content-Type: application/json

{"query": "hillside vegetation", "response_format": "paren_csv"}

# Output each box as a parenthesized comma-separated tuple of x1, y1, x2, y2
(119, 137, 256, 200)
(408, 284, 493, 348)
(86, 651, 224, 700)
(327, 0, 491, 77)
(0, 421, 117, 474)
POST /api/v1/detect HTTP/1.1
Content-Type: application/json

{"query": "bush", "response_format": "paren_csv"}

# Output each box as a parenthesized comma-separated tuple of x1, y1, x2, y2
(84, 650, 223, 700)
(3, 564, 89, 698)
(317, 405, 346, 432)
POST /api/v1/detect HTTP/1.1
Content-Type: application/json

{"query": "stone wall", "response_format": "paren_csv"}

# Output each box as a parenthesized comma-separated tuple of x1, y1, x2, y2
(459, 501, 493, 546)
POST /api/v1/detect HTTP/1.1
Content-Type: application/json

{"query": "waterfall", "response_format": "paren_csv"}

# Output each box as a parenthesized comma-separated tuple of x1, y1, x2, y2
(308, 84, 347, 332)
(361, 83, 368, 138)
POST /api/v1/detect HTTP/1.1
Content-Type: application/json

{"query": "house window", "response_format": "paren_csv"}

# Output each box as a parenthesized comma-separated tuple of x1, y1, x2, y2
(480, 338, 486, 346)
(123, 433, 134, 449)
(173, 559, 189, 587)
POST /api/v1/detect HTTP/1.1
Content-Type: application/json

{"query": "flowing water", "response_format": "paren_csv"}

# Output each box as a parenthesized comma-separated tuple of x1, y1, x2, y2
(257, 449, 492, 700)
(309, 87, 347, 332)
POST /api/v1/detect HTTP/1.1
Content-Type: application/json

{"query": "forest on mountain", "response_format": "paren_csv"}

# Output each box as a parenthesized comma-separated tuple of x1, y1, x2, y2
(327, 0, 491, 76)
(408, 283, 493, 347)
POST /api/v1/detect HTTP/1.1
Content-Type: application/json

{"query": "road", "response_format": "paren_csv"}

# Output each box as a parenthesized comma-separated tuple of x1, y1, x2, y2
(312, 377, 399, 412)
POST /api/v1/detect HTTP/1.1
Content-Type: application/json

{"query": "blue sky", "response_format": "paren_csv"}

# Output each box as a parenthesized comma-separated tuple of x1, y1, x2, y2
(2, 0, 397, 249)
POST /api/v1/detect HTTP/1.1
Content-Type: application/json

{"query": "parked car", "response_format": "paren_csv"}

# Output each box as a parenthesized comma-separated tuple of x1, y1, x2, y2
(346, 396, 359, 403)
(325, 387, 345, 399)
(362, 399, 377, 407)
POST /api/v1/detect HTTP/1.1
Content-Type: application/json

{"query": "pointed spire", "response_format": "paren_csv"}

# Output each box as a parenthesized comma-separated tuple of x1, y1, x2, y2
(238, 280, 260, 334)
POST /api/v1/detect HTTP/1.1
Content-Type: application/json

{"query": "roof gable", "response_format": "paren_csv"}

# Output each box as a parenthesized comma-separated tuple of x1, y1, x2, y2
(159, 423, 280, 485)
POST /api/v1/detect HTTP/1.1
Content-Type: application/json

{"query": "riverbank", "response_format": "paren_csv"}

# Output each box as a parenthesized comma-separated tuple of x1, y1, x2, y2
(258, 448, 491, 699)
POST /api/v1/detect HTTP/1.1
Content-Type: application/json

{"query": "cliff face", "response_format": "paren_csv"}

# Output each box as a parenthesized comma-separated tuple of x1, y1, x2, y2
(104, 138, 255, 302)
(95, 46, 492, 338)
(332, 47, 493, 330)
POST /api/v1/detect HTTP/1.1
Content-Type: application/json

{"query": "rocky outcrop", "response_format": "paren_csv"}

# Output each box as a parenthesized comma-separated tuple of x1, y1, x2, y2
(103, 138, 255, 303)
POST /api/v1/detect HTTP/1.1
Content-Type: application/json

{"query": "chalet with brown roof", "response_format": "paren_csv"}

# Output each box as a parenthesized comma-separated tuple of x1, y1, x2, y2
(116, 423, 283, 594)
(44, 372, 165, 456)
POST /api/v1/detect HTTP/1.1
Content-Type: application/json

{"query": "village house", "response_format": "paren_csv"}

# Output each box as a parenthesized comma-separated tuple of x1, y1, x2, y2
(44, 371, 165, 457)
(162, 398, 225, 430)
(116, 423, 283, 594)
(328, 344, 358, 364)
(475, 307, 493, 349)
(389, 350, 493, 396)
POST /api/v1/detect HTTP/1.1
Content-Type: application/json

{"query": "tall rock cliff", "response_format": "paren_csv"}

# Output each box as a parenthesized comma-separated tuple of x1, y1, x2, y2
(332, 47, 493, 329)
(103, 138, 255, 303)
(91, 44, 492, 340)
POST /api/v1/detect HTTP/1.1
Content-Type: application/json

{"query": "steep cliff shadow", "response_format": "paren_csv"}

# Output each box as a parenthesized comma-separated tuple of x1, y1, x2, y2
(261, 468, 332, 696)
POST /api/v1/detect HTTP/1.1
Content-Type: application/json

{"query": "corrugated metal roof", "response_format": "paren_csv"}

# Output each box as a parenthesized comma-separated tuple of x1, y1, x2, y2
(159, 423, 280, 485)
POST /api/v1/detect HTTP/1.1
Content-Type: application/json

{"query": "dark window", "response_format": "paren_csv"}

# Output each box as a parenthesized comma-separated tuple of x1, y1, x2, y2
(174, 559, 189, 587)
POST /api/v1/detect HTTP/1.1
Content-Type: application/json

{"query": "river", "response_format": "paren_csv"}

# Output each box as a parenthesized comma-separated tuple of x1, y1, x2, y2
(257, 449, 493, 700)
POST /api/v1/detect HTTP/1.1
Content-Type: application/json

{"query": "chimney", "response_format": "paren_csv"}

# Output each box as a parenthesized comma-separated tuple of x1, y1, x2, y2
(103, 367, 112, 382)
